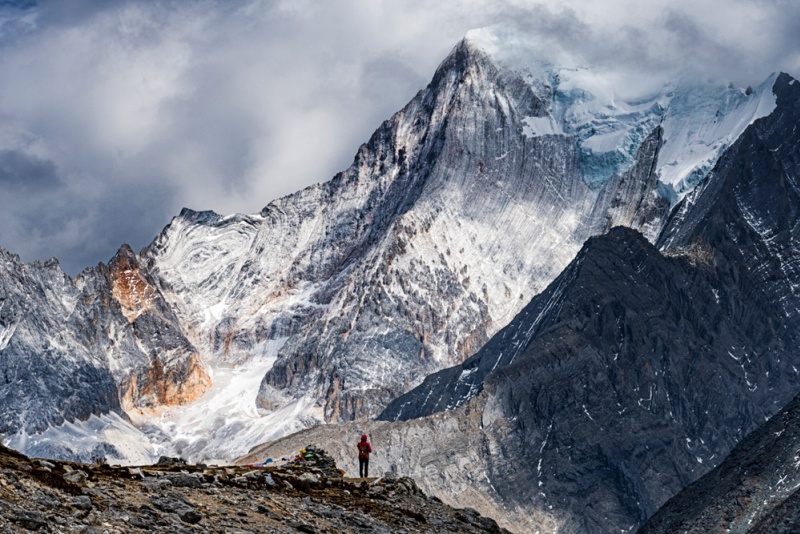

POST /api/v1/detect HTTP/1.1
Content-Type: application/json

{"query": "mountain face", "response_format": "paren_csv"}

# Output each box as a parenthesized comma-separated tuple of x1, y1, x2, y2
(0, 24, 792, 467)
(635, 73, 800, 534)
(372, 73, 800, 531)
(0, 245, 208, 463)
(114, 32, 781, 460)
(639, 390, 800, 533)
(372, 226, 800, 533)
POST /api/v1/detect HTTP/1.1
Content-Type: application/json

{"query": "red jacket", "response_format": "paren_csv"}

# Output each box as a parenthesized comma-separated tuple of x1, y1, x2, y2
(357, 435, 372, 459)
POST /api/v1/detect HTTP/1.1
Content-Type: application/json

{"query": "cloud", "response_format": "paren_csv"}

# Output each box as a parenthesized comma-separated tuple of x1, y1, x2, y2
(0, 0, 798, 274)
(0, 149, 59, 189)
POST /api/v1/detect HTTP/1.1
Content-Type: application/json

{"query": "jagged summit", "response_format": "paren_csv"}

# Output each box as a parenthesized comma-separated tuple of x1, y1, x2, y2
(464, 25, 781, 197)
(1, 25, 796, 468)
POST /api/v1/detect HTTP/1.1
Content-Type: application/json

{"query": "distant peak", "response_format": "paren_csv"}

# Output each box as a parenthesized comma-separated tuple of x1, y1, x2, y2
(177, 207, 222, 225)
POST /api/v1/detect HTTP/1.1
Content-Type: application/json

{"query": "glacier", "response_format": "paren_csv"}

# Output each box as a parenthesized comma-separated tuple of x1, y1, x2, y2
(467, 26, 778, 196)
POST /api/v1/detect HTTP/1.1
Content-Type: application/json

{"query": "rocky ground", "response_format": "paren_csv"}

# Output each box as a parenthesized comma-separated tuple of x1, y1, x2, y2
(0, 444, 507, 533)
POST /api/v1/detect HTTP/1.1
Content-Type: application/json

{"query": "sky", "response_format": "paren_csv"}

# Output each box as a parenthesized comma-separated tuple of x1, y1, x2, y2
(0, 0, 799, 275)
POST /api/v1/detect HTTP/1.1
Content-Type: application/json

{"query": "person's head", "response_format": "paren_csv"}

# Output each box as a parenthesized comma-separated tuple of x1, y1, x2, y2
(361, 434, 368, 442)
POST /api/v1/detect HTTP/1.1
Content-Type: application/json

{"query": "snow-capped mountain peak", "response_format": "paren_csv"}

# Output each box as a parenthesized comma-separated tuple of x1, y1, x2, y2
(1, 24, 795, 466)
(465, 25, 779, 198)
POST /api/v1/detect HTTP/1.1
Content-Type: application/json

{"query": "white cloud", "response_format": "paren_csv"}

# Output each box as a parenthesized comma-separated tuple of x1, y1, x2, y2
(0, 0, 798, 273)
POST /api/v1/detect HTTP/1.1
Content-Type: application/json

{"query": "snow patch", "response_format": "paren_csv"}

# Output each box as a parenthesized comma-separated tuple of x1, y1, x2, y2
(522, 115, 563, 138)
(657, 74, 779, 199)
(3, 413, 156, 466)
(0, 322, 17, 351)
(126, 337, 305, 463)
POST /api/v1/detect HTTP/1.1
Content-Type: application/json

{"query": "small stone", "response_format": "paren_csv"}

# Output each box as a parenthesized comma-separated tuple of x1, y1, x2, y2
(71, 495, 94, 510)
(64, 470, 88, 484)
(11, 510, 46, 530)
(298, 473, 319, 484)
(179, 509, 202, 525)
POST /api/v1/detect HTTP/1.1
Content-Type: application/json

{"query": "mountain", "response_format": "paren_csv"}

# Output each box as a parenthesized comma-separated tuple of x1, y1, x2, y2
(0, 24, 792, 465)
(0, 245, 208, 463)
(370, 71, 800, 531)
(639, 390, 800, 533)
(636, 73, 800, 534)
(246, 223, 800, 533)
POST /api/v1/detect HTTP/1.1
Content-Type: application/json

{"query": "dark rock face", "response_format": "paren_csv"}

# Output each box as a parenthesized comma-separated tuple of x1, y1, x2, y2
(639, 391, 800, 533)
(379, 225, 800, 531)
(637, 73, 800, 531)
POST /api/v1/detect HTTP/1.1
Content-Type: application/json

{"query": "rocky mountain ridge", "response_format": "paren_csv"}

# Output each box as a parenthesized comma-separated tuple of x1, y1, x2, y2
(0, 443, 507, 533)
(2, 26, 787, 464)
(365, 71, 800, 532)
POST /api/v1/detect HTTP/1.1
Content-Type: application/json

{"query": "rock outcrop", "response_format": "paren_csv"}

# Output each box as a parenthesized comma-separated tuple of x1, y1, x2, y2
(0, 443, 508, 533)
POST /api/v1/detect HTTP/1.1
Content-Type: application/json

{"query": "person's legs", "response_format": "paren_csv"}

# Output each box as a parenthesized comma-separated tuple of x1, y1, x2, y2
(359, 458, 365, 478)
(364, 459, 369, 478)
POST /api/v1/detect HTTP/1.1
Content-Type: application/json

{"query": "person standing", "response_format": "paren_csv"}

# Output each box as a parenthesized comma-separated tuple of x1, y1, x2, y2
(357, 434, 372, 478)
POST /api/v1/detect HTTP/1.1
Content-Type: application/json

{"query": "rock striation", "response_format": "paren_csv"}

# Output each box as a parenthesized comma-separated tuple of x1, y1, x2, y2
(370, 72, 800, 532)
(1, 25, 797, 469)
(639, 390, 800, 533)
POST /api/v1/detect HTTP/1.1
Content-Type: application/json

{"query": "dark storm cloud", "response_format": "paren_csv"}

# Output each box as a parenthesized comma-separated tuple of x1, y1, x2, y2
(0, 164, 175, 275)
(0, 150, 59, 190)
(0, 0, 798, 275)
